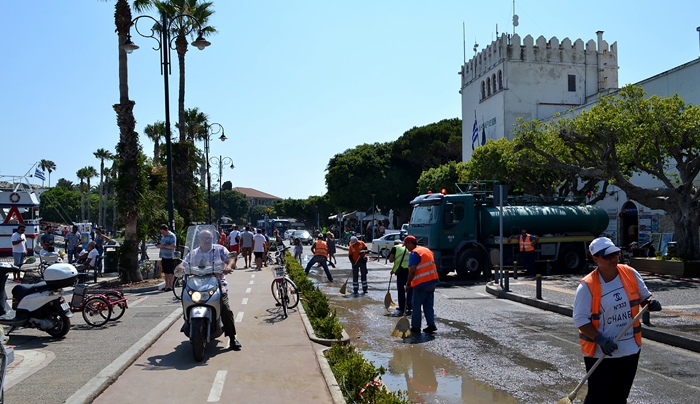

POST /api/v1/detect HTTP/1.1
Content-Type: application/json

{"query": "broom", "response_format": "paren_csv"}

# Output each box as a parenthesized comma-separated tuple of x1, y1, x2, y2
(557, 304, 649, 404)
(390, 290, 411, 338)
(339, 276, 351, 295)
(384, 272, 397, 311)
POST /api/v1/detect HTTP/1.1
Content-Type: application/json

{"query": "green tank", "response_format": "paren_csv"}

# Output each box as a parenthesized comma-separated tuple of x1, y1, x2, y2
(477, 205, 609, 238)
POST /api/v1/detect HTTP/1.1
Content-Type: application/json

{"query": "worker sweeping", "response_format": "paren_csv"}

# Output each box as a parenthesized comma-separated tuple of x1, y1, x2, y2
(347, 236, 369, 295)
(567, 237, 662, 404)
(388, 239, 412, 316)
(403, 235, 438, 335)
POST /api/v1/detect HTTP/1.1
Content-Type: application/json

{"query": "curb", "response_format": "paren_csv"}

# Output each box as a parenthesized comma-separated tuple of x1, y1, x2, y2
(484, 282, 700, 353)
(298, 302, 350, 346)
(64, 307, 183, 404)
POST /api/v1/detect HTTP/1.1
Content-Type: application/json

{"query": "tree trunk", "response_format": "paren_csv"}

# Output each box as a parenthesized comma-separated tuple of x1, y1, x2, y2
(176, 34, 188, 142)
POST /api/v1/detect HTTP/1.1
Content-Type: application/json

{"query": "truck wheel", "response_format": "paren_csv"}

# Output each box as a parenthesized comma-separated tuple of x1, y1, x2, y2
(558, 244, 585, 273)
(457, 249, 484, 280)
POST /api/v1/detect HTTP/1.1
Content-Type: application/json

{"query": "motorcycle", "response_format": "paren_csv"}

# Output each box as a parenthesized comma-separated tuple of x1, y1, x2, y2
(176, 224, 230, 362)
(0, 261, 76, 338)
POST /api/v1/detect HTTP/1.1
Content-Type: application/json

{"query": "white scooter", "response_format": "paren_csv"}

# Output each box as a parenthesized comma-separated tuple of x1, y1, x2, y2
(0, 261, 76, 338)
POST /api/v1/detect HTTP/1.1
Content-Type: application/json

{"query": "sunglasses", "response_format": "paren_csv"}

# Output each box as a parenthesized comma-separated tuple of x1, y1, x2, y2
(596, 252, 619, 260)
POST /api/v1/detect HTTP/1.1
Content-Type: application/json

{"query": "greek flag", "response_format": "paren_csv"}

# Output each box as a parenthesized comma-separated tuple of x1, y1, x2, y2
(35, 168, 46, 181)
(471, 115, 479, 151)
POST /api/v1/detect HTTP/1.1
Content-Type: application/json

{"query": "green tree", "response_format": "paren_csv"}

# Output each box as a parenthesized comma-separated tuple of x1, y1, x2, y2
(76, 168, 89, 221)
(514, 85, 700, 260)
(55, 178, 74, 190)
(143, 121, 166, 162)
(213, 189, 249, 224)
(94, 148, 114, 229)
(38, 187, 81, 224)
(417, 161, 468, 194)
(39, 159, 57, 187)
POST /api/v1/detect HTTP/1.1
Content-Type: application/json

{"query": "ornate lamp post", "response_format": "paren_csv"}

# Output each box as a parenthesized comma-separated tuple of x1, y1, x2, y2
(122, 10, 211, 231)
(210, 155, 234, 227)
(371, 193, 376, 239)
(203, 123, 226, 224)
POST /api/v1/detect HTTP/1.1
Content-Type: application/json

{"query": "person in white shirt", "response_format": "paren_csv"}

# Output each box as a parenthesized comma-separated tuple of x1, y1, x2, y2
(11, 225, 27, 282)
(78, 241, 100, 272)
(227, 225, 241, 268)
(252, 228, 267, 270)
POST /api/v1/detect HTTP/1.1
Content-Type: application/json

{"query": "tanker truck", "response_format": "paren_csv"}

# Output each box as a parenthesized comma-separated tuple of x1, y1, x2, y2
(406, 184, 609, 280)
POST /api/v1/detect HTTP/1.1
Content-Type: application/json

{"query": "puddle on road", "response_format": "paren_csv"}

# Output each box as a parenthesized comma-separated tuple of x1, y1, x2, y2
(313, 266, 520, 404)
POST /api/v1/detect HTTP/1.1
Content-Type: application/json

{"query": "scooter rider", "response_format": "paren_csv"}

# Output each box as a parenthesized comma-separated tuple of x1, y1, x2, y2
(178, 229, 242, 351)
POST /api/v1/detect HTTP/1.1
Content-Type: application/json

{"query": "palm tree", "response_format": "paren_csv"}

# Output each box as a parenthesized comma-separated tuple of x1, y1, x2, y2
(144, 121, 166, 162)
(76, 168, 89, 221)
(39, 159, 57, 187)
(181, 107, 209, 186)
(154, 0, 217, 142)
(81, 166, 98, 223)
(94, 148, 114, 228)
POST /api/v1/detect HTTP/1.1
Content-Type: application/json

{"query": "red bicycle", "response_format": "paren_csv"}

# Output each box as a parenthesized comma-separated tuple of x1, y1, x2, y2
(69, 283, 128, 327)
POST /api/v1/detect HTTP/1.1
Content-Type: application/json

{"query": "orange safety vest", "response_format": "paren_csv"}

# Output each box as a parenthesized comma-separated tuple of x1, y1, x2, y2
(578, 264, 642, 357)
(519, 234, 535, 252)
(348, 241, 367, 262)
(409, 246, 439, 288)
(313, 240, 328, 258)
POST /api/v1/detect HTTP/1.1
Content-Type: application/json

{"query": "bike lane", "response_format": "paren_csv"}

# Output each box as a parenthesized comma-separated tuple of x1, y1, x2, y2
(92, 265, 334, 404)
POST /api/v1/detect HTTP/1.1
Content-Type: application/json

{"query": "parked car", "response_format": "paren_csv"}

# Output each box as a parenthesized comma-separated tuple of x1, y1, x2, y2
(293, 230, 314, 245)
(371, 233, 402, 258)
(284, 229, 296, 240)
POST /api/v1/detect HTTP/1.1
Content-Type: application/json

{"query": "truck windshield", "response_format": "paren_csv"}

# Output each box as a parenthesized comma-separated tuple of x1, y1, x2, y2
(410, 204, 440, 225)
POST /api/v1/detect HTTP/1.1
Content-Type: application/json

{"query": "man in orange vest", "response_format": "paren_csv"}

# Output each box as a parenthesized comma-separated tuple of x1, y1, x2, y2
(305, 234, 333, 282)
(573, 237, 662, 403)
(509, 228, 538, 276)
(404, 235, 439, 335)
(348, 236, 369, 295)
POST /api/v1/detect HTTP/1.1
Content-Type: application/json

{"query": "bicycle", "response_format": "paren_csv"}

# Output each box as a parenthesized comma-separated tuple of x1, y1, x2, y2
(172, 275, 185, 300)
(69, 281, 129, 326)
(270, 266, 299, 318)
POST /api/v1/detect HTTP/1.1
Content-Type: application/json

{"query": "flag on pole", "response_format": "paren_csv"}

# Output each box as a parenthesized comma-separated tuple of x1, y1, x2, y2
(35, 168, 46, 181)
(471, 113, 479, 151)
(481, 123, 486, 146)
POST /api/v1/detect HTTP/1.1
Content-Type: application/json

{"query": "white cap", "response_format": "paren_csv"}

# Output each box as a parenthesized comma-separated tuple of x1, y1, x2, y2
(589, 237, 621, 256)
(350, 236, 358, 243)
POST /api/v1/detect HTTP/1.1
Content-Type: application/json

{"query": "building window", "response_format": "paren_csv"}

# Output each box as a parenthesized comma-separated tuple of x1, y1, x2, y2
(487, 78, 491, 96)
(481, 81, 485, 99)
(492, 74, 496, 94)
(498, 70, 503, 90)
(568, 75, 576, 92)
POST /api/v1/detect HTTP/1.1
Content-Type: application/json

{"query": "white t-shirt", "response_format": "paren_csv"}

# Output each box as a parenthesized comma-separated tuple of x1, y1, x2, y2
(11, 232, 26, 254)
(573, 268, 652, 358)
(83, 248, 100, 268)
(228, 230, 240, 247)
(252, 233, 266, 252)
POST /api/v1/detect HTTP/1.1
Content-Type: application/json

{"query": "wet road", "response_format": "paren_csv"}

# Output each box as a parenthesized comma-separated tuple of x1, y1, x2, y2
(303, 246, 700, 403)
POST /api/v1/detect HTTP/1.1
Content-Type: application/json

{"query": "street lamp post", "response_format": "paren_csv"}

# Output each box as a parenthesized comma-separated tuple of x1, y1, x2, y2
(371, 193, 376, 238)
(203, 123, 226, 224)
(123, 10, 211, 231)
(210, 155, 234, 227)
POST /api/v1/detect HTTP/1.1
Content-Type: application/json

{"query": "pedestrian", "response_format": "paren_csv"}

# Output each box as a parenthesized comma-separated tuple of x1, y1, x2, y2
(508, 228, 539, 276)
(293, 238, 303, 264)
(347, 236, 368, 295)
(378, 222, 385, 237)
(228, 224, 241, 268)
(261, 228, 270, 267)
(305, 234, 333, 282)
(218, 228, 227, 246)
(39, 225, 55, 251)
(252, 228, 267, 270)
(11, 225, 27, 282)
(326, 232, 337, 265)
(65, 225, 81, 264)
(177, 229, 241, 351)
(93, 228, 112, 274)
(388, 239, 412, 317)
(157, 224, 177, 292)
(572, 237, 662, 403)
(239, 226, 254, 269)
(403, 235, 439, 334)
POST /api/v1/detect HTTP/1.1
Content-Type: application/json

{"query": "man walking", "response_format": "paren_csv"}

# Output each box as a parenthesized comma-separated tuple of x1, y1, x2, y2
(65, 225, 81, 263)
(509, 228, 539, 276)
(239, 226, 254, 269)
(228, 225, 241, 268)
(252, 228, 267, 270)
(11, 225, 27, 282)
(404, 235, 439, 334)
(157, 224, 177, 292)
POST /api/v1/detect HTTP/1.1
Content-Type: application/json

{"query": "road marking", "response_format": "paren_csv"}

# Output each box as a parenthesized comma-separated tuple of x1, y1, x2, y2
(241, 298, 248, 305)
(207, 370, 228, 402)
(246, 288, 251, 293)
(4, 349, 55, 390)
(127, 296, 148, 308)
(249, 280, 254, 284)
(235, 312, 244, 322)
(251, 274, 256, 278)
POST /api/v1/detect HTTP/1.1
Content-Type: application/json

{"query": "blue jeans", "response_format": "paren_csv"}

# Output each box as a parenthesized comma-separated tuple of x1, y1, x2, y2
(411, 282, 436, 330)
(67, 248, 79, 263)
(305, 256, 333, 281)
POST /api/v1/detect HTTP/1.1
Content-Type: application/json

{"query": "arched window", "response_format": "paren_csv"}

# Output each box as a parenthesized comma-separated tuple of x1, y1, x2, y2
(481, 81, 485, 99)
(498, 70, 503, 90)
(492, 74, 497, 93)
(486, 78, 491, 96)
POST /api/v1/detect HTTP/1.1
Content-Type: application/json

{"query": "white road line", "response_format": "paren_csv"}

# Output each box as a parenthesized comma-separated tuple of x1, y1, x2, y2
(241, 298, 248, 305)
(235, 312, 244, 322)
(246, 288, 251, 293)
(249, 280, 254, 284)
(207, 370, 228, 402)
(251, 274, 256, 278)
(126, 296, 148, 308)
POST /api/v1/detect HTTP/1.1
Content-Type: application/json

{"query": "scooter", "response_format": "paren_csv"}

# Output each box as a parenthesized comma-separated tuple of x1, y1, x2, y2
(176, 225, 226, 362)
(0, 261, 76, 338)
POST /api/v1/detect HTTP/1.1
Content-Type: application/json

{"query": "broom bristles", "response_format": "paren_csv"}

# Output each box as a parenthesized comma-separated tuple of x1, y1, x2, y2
(556, 397, 573, 404)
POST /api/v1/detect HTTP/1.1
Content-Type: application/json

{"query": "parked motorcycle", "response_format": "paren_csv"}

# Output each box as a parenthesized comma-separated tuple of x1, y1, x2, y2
(176, 225, 228, 362)
(0, 261, 76, 338)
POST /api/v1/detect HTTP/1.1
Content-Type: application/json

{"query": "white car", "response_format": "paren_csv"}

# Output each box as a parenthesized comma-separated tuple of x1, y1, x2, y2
(283, 229, 296, 240)
(371, 233, 402, 258)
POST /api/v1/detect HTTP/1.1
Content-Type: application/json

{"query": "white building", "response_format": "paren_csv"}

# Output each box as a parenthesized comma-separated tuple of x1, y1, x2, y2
(460, 30, 700, 249)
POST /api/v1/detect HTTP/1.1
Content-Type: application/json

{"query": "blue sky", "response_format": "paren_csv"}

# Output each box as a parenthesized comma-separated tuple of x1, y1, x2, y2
(2, 1, 699, 200)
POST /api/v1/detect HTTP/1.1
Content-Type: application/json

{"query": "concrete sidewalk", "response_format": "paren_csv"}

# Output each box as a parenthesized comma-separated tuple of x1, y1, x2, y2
(485, 272, 700, 353)
(91, 265, 339, 404)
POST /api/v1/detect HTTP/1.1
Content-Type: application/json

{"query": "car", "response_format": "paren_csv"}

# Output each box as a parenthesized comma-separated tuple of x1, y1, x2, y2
(284, 229, 296, 240)
(293, 230, 314, 245)
(371, 233, 402, 258)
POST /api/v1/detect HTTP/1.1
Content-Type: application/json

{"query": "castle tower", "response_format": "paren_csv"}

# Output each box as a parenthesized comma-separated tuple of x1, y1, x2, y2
(460, 31, 618, 161)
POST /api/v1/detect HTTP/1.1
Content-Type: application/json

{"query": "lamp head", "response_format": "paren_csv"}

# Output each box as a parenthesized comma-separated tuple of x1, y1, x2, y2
(219, 133, 227, 142)
(122, 34, 140, 54)
(191, 32, 211, 50)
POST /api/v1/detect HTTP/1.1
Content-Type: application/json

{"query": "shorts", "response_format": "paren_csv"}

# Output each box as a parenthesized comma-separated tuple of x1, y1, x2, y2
(241, 247, 252, 257)
(254, 251, 264, 259)
(230, 244, 240, 253)
(13, 252, 25, 267)
(161, 258, 176, 274)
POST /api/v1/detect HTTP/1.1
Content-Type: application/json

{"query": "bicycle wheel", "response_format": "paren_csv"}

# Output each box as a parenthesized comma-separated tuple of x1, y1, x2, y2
(103, 291, 128, 321)
(271, 279, 282, 304)
(284, 278, 300, 309)
(279, 282, 288, 318)
(173, 276, 185, 301)
(82, 296, 111, 327)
